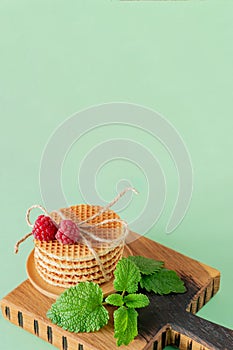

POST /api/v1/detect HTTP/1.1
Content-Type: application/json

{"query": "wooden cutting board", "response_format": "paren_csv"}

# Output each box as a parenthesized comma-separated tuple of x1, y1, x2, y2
(1, 232, 233, 350)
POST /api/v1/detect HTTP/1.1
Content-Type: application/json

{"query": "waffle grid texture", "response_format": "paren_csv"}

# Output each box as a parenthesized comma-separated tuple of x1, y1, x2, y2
(34, 204, 124, 287)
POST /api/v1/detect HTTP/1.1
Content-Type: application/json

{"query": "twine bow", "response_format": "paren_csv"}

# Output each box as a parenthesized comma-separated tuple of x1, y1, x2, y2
(14, 187, 138, 281)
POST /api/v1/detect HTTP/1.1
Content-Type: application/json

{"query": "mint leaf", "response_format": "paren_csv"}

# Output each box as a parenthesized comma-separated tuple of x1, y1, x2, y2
(114, 258, 141, 293)
(105, 294, 123, 307)
(123, 294, 149, 308)
(47, 282, 109, 332)
(140, 269, 186, 295)
(128, 256, 164, 275)
(114, 306, 138, 346)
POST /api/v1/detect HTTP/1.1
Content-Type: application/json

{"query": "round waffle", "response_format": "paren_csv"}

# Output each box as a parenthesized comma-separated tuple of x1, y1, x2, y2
(35, 255, 120, 288)
(34, 244, 123, 269)
(34, 204, 125, 288)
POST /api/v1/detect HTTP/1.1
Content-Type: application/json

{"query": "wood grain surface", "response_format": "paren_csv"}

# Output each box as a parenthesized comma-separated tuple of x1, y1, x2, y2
(1, 232, 233, 350)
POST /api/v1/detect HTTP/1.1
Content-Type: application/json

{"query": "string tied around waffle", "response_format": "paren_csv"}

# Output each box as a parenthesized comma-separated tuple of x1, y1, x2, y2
(14, 187, 138, 281)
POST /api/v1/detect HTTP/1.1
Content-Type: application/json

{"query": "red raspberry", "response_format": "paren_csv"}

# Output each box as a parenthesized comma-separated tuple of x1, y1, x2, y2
(55, 231, 75, 244)
(55, 220, 80, 245)
(32, 215, 58, 241)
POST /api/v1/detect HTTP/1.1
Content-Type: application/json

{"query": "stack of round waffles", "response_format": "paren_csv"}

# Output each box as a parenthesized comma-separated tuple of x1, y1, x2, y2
(34, 204, 124, 288)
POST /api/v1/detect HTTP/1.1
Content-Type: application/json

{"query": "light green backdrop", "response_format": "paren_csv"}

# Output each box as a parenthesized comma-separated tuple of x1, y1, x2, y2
(0, 1, 233, 349)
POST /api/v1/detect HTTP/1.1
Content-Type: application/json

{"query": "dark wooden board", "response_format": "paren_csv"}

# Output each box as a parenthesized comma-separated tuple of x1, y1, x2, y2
(1, 232, 233, 350)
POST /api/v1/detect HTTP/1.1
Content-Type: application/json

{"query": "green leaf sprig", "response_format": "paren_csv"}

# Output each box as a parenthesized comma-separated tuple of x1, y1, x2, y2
(47, 255, 186, 346)
(128, 255, 186, 295)
(108, 258, 149, 346)
(46, 282, 109, 332)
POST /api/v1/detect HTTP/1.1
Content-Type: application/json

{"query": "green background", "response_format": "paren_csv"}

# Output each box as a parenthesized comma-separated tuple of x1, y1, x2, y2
(1, 1, 233, 349)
